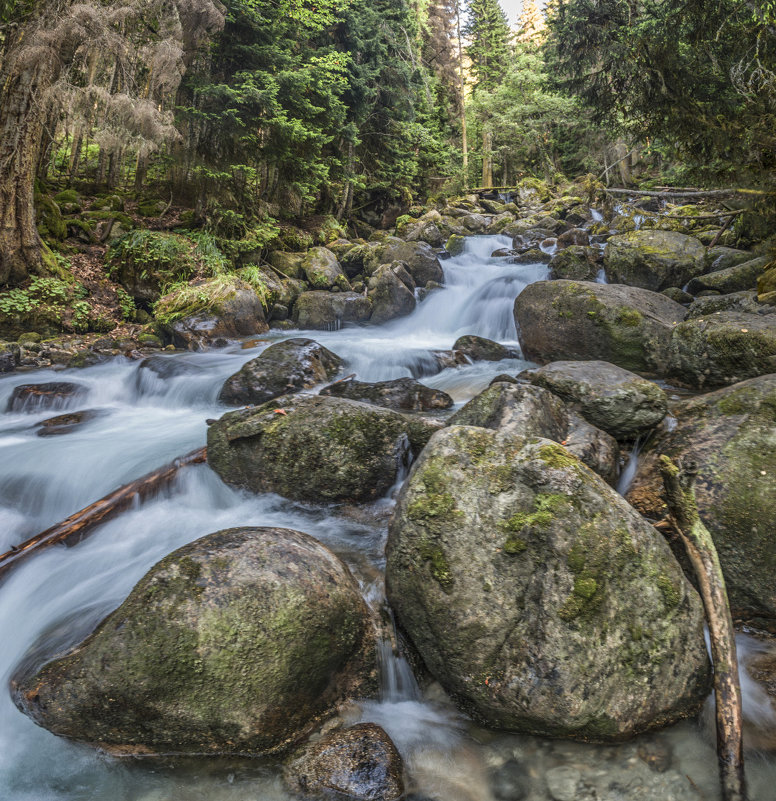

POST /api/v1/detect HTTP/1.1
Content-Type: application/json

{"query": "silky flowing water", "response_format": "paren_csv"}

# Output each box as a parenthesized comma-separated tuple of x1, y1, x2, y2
(1, 236, 775, 800)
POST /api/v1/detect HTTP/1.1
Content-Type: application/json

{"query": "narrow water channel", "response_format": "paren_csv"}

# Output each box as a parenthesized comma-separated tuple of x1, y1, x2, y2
(1, 237, 774, 800)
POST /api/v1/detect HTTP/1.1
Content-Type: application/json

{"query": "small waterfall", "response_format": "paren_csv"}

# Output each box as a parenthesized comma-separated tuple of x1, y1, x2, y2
(595, 268, 608, 284)
(377, 631, 421, 703)
(590, 209, 604, 223)
(617, 438, 643, 496)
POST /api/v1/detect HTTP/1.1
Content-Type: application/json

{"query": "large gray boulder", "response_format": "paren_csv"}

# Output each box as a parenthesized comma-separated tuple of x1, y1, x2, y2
(686, 256, 770, 296)
(604, 230, 706, 292)
(548, 246, 599, 281)
(366, 238, 444, 286)
(218, 338, 343, 406)
(284, 723, 404, 801)
(368, 264, 416, 324)
(207, 394, 441, 503)
(668, 311, 776, 388)
(514, 281, 686, 375)
(301, 247, 350, 291)
(386, 428, 710, 740)
(522, 360, 668, 439)
(627, 374, 776, 629)
(13, 527, 376, 756)
(448, 382, 619, 484)
(293, 291, 372, 330)
(685, 290, 776, 320)
(320, 377, 453, 412)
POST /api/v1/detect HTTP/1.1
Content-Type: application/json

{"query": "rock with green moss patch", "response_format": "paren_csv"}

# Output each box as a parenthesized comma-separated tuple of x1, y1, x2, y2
(207, 394, 441, 503)
(368, 264, 416, 324)
(268, 251, 306, 280)
(12, 527, 376, 756)
(447, 382, 619, 484)
(294, 291, 372, 330)
(219, 338, 343, 406)
(364, 238, 443, 286)
(385, 427, 710, 740)
(302, 247, 349, 291)
(156, 277, 268, 351)
(686, 257, 769, 296)
(445, 235, 466, 257)
(627, 374, 776, 629)
(0, 342, 19, 373)
(548, 246, 600, 281)
(514, 280, 685, 375)
(685, 290, 776, 320)
(522, 360, 667, 439)
(603, 230, 706, 292)
(668, 311, 776, 388)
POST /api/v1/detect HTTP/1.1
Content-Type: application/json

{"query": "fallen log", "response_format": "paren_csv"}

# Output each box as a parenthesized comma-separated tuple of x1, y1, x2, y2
(606, 187, 764, 199)
(659, 456, 747, 801)
(0, 447, 207, 579)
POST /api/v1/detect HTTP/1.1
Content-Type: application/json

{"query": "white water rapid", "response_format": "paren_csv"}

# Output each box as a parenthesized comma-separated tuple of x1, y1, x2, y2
(0, 236, 775, 800)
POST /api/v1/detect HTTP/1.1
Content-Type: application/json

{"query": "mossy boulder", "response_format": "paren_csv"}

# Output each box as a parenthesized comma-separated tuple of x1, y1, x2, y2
(268, 251, 306, 280)
(284, 723, 404, 801)
(301, 247, 349, 291)
(35, 194, 67, 243)
(522, 360, 668, 440)
(668, 311, 776, 388)
(758, 263, 776, 298)
(385, 427, 710, 740)
(548, 246, 600, 281)
(627, 375, 776, 628)
(0, 342, 19, 373)
(446, 234, 466, 257)
(219, 338, 343, 406)
(293, 291, 372, 330)
(155, 276, 267, 351)
(207, 394, 441, 504)
(514, 280, 686, 375)
(603, 230, 706, 292)
(447, 382, 619, 484)
(686, 290, 776, 320)
(686, 257, 769, 296)
(12, 527, 376, 756)
(365, 239, 443, 286)
(368, 264, 416, 324)
(704, 247, 757, 272)
(320, 377, 453, 412)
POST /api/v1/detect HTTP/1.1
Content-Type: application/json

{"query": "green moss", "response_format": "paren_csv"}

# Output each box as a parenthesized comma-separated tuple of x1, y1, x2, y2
(574, 577, 598, 600)
(501, 493, 567, 556)
(153, 274, 244, 326)
(418, 543, 453, 591)
(537, 443, 579, 470)
(657, 575, 681, 609)
(615, 307, 643, 327)
(503, 537, 527, 555)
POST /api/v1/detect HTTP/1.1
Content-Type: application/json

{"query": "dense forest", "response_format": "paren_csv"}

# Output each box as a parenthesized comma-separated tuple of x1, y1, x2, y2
(0, 0, 773, 342)
(3, 3, 776, 801)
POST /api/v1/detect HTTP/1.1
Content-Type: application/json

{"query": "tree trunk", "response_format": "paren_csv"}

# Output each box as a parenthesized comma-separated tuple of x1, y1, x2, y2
(481, 128, 493, 188)
(0, 50, 58, 285)
(659, 456, 748, 801)
(454, 0, 468, 189)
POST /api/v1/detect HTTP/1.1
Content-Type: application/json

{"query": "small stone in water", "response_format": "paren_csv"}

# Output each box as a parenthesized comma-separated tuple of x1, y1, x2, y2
(545, 765, 581, 801)
(489, 759, 530, 800)
(637, 739, 673, 773)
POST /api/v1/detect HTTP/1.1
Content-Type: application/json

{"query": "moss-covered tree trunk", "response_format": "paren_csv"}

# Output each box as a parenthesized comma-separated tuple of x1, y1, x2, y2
(0, 46, 58, 286)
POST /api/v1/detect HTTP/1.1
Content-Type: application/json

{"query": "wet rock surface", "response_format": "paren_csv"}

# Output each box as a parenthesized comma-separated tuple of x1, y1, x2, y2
(320, 377, 453, 412)
(294, 291, 373, 330)
(12, 527, 377, 756)
(207, 394, 441, 503)
(35, 409, 107, 437)
(218, 338, 343, 406)
(7, 382, 88, 413)
(386, 427, 711, 740)
(452, 335, 520, 362)
(285, 723, 404, 801)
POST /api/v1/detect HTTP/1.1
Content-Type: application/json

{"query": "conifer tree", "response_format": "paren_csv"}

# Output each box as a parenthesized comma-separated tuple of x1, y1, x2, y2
(518, 0, 546, 42)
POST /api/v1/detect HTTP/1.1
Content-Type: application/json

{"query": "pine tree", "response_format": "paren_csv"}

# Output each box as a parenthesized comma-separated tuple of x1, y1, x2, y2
(518, 0, 546, 42)
(464, 0, 512, 92)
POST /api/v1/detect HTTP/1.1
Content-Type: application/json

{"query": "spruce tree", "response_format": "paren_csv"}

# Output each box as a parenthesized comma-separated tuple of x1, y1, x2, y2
(464, 0, 512, 92)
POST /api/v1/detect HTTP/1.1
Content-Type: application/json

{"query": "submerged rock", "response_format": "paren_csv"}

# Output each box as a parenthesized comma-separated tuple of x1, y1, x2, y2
(36, 409, 107, 437)
(285, 723, 404, 801)
(452, 335, 519, 362)
(219, 338, 343, 406)
(7, 382, 87, 413)
(13, 527, 376, 756)
(668, 311, 776, 388)
(514, 281, 685, 375)
(320, 377, 453, 412)
(604, 230, 706, 292)
(294, 291, 373, 330)
(522, 360, 668, 439)
(207, 394, 441, 503)
(627, 374, 776, 627)
(386, 428, 711, 741)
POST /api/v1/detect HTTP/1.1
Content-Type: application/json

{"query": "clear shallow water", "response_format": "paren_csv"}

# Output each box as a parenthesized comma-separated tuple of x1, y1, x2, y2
(0, 236, 774, 800)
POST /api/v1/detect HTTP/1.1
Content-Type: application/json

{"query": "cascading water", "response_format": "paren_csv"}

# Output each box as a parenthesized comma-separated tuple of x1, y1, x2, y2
(0, 236, 775, 800)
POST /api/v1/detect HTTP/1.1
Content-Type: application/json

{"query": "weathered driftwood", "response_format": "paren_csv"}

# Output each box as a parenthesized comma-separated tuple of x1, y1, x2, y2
(659, 456, 747, 801)
(0, 447, 207, 579)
